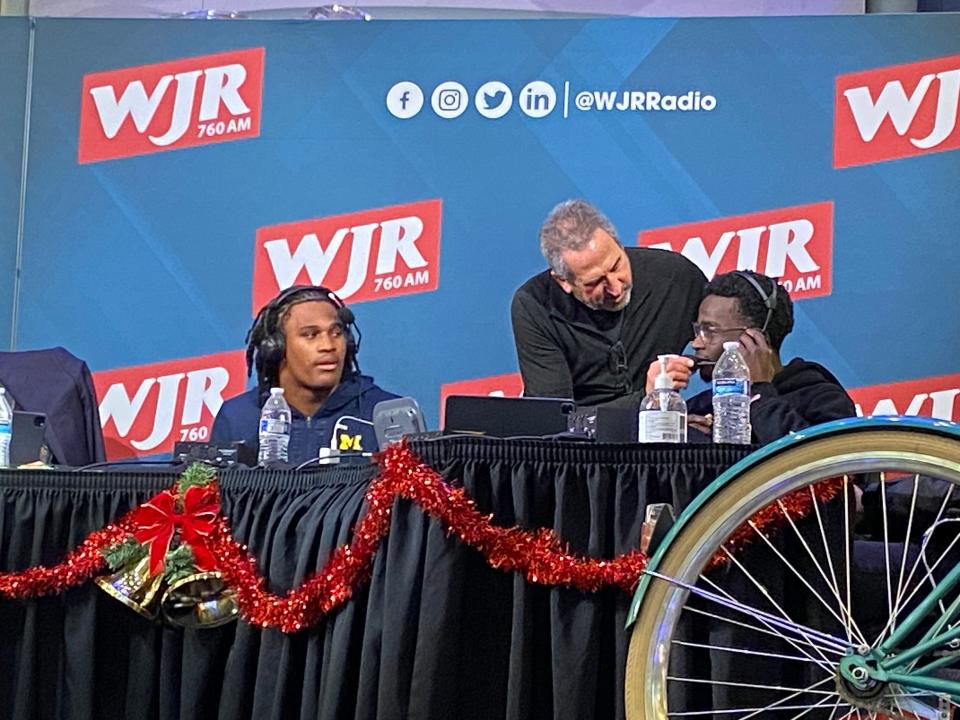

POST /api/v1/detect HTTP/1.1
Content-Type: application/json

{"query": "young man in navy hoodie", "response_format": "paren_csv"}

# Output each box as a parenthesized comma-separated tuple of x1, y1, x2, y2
(648, 270, 855, 444)
(212, 285, 398, 463)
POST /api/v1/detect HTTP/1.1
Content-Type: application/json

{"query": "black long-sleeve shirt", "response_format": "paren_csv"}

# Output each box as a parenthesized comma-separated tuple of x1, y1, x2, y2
(511, 247, 705, 406)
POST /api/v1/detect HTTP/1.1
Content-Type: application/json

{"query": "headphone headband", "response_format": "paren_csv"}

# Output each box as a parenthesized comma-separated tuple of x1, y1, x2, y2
(271, 284, 346, 312)
(733, 271, 778, 334)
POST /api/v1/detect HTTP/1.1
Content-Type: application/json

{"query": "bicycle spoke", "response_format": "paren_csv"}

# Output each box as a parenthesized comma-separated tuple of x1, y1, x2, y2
(715, 676, 835, 720)
(714, 547, 840, 668)
(881, 473, 894, 638)
(877, 522, 960, 650)
(872, 482, 956, 646)
(822, 696, 843, 720)
(667, 676, 837, 695)
(808, 482, 866, 648)
(667, 704, 836, 718)
(921, 518, 960, 621)
(888, 475, 921, 640)
(778, 491, 870, 648)
(697, 573, 841, 676)
(681, 604, 846, 656)
(648, 570, 849, 652)
(786, 691, 846, 720)
(845, 475, 855, 651)
(665, 675, 836, 717)
(825, 696, 844, 720)
(747, 517, 867, 647)
(887, 690, 907, 719)
(672, 640, 836, 665)
(699, 570, 846, 675)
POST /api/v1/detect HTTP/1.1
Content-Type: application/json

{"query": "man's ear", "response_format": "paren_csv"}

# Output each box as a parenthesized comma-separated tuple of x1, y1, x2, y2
(550, 271, 574, 295)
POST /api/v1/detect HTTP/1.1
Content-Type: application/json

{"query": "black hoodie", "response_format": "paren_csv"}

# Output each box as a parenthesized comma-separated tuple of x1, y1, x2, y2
(687, 357, 856, 445)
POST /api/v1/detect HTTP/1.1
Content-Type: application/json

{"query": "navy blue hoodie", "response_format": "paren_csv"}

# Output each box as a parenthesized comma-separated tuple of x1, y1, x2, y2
(211, 374, 398, 464)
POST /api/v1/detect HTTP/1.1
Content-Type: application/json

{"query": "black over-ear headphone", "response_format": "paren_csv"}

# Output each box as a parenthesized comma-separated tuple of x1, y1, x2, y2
(733, 271, 778, 334)
(245, 285, 361, 388)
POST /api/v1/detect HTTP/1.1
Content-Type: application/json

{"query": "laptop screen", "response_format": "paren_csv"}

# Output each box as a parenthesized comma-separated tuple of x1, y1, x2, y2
(443, 396, 574, 438)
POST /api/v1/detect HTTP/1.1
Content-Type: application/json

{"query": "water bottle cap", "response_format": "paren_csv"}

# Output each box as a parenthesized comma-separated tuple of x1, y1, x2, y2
(270, 387, 284, 395)
(722, 341, 740, 352)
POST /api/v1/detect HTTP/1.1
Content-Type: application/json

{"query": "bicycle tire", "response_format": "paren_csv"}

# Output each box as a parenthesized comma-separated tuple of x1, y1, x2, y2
(626, 424, 960, 720)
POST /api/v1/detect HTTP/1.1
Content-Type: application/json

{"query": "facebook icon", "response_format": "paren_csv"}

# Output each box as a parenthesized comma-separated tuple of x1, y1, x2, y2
(387, 81, 424, 119)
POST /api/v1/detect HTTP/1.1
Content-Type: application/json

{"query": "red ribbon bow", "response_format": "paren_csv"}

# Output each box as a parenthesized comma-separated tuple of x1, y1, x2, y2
(132, 484, 220, 575)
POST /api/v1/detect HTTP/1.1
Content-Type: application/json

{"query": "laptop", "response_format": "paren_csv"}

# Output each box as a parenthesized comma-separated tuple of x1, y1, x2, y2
(443, 395, 575, 438)
(11, 411, 48, 465)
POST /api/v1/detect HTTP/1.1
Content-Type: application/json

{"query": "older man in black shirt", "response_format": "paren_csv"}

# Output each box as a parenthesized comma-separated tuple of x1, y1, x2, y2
(511, 199, 705, 406)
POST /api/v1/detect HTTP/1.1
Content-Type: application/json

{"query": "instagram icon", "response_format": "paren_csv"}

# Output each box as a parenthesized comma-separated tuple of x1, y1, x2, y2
(431, 81, 468, 119)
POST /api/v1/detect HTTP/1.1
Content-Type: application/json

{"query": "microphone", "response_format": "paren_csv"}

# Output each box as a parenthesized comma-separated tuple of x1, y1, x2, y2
(682, 355, 717, 369)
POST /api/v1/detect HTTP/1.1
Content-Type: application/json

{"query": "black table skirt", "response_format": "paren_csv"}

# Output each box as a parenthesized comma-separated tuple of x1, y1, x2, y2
(0, 440, 751, 720)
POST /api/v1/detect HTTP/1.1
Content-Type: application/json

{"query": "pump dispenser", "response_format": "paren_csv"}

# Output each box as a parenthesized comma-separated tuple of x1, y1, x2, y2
(637, 355, 688, 443)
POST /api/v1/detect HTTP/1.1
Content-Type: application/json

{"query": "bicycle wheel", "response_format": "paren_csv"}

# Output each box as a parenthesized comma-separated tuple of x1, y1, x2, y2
(626, 421, 960, 720)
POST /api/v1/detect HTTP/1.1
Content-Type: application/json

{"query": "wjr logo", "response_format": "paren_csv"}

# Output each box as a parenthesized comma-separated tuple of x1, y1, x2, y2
(835, 53, 960, 167)
(851, 372, 960, 423)
(638, 202, 834, 300)
(94, 350, 248, 459)
(251, 199, 443, 310)
(78, 48, 264, 163)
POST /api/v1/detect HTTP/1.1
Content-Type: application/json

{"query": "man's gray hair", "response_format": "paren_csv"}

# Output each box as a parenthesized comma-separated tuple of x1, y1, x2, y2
(539, 199, 621, 279)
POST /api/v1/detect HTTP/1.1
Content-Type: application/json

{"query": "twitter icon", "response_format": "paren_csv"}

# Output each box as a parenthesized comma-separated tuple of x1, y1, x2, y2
(484, 90, 507, 109)
(475, 81, 513, 119)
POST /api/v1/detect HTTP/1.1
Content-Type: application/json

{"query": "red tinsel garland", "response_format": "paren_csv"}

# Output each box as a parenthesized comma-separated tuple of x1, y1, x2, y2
(0, 444, 845, 632)
(0, 520, 132, 599)
(207, 443, 650, 632)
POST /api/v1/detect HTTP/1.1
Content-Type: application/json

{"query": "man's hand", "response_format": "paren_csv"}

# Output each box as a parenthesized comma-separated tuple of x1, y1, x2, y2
(688, 413, 713, 436)
(737, 329, 778, 383)
(644, 355, 694, 394)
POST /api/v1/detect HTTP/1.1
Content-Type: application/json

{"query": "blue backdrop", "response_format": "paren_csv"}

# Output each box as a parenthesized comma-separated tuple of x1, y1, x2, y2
(0, 18, 29, 351)
(1, 14, 958, 457)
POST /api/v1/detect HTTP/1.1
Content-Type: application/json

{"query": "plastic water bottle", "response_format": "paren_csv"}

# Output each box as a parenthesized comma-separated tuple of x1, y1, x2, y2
(638, 355, 687, 443)
(258, 387, 291, 464)
(0, 387, 13, 468)
(712, 341, 752, 445)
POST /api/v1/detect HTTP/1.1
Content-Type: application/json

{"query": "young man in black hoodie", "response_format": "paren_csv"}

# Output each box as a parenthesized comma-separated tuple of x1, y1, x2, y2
(648, 270, 855, 444)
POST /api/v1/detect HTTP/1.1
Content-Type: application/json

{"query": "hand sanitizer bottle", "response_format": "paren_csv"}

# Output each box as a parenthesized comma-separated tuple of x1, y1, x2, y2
(637, 355, 687, 444)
